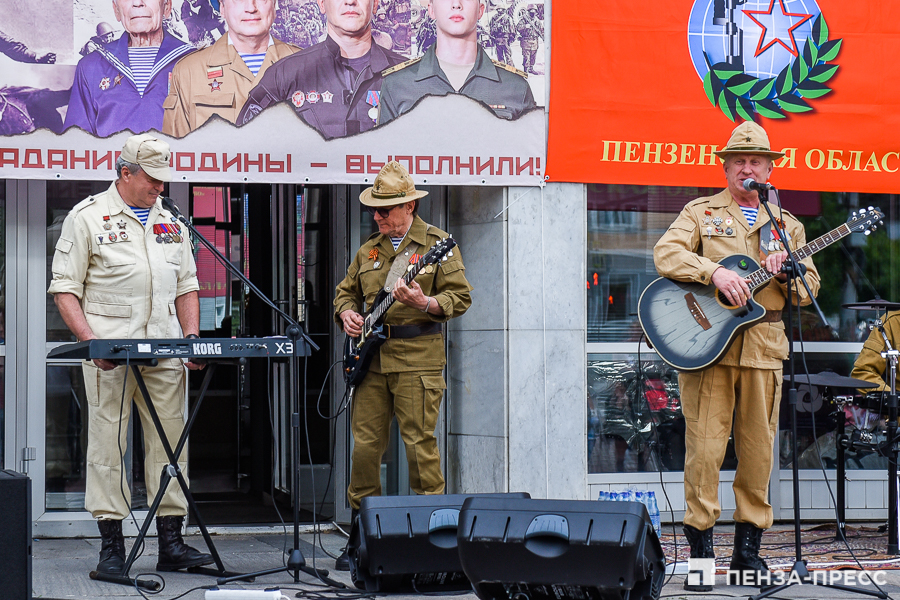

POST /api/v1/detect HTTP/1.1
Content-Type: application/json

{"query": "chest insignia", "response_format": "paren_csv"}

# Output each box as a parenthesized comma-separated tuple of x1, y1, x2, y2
(368, 248, 379, 262)
(209, 79, 223, 92)
(322, 91, 333, 103)
(307, 90, 320, 104)
(207, 67, 224, 79)
(99, 77, 110, 91)
(291, 91, 305, 108)
(114, 74, 124, 86)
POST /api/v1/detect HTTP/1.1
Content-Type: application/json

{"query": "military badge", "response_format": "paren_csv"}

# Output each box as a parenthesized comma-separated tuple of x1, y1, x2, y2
(99, 77, 110, 90)
(114, 75, 124, 86)
(108, 232, 117, 242)
(366, 90, 380, 122)
(322, 91, 333, 103)
(117, 219, 127, 230)
(209, 79, 222, 92)
(207, 66, 224, 79)
(120, 232, 129, 241)
(368, 248, 379, 261)
(307, 90, 320, 104)
(291, 91, 305, 108)
(409, 253, 420, 265)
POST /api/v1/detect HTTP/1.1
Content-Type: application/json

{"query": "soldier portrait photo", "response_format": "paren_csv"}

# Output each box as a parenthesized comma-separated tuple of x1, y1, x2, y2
(162, 0, 299, 137)
(377, 0, 537, 125)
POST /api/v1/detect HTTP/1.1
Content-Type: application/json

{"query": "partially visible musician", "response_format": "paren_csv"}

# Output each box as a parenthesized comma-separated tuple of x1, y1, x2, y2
(47, 134, 211, 577)
(653, 121, 819, 589)
(851, 311, 900, 392)
(332, 161, 472, 570)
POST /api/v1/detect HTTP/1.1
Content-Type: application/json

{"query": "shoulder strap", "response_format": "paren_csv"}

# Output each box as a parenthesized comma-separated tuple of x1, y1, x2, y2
(383, 242, 420, 293)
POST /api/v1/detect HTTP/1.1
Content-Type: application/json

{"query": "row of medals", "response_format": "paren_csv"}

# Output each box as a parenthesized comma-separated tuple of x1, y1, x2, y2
(101, 218, 183, 243)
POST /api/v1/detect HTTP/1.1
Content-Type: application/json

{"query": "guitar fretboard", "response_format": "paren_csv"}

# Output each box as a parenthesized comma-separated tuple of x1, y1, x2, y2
(367, 260, 423, 326)
(747, 223, 851, 291)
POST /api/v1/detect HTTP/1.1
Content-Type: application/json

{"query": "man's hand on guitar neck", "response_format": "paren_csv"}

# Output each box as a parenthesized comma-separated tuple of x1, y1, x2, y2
(340, 310, 365, 337)
(764, 250, 790, 283)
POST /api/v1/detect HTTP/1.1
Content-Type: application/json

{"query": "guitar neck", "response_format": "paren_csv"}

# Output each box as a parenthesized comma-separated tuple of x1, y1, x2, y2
(747, 222, 849, 291)
(366, 260, 423, 329)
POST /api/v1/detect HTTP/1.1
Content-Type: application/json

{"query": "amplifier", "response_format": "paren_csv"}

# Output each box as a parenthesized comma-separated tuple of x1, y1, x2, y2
(0, 470, 32, 600)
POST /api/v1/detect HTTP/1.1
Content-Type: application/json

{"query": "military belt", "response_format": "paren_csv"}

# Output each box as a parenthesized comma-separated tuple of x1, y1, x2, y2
(385, 322, 442, 339)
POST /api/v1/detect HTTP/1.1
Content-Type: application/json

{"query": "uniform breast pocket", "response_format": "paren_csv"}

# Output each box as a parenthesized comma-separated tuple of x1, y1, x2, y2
(96, 238, 136, 267)
(358, 261, 385, 298)
(193, 92, 236, 121)
(700, 232, 738, 262)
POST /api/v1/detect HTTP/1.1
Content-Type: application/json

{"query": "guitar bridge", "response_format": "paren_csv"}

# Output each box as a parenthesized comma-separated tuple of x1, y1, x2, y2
(684, 293, 712, 330)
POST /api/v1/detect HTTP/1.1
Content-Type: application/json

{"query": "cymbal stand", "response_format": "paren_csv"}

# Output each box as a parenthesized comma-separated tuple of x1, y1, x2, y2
(874, 321, 900, 554)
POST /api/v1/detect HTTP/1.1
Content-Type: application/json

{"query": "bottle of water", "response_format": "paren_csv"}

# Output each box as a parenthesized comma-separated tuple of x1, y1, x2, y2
(647, 491, 661, 538)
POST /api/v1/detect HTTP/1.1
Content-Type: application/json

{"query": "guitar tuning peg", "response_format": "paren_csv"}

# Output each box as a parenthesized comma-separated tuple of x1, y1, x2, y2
(865, 230, 872, 236)
(868, 206, 875, 211)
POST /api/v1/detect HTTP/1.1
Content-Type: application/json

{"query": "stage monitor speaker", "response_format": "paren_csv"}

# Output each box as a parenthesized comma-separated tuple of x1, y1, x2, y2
(458, 496, 665, 600)
(0, 470, 32, 600)
(348, 492, 531, 592)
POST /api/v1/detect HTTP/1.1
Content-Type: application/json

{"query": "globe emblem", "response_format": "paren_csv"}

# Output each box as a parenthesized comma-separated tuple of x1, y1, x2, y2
(688, 0, 820, 80)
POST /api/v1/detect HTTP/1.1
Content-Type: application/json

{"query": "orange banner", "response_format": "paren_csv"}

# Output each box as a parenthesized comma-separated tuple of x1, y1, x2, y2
(546, 0, 900, 193)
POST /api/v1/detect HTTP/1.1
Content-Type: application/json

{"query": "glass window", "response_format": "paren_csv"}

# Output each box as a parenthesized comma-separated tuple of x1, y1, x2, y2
(587, 184, 899, 474)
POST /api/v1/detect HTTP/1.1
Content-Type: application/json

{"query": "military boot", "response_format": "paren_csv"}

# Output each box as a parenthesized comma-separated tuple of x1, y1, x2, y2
(729, 522, 770, 586)
(334, 508, 359, 572)
(155, 516, 214, 572)
(683, 524, 715, 591)
(96, 519, 126, 575)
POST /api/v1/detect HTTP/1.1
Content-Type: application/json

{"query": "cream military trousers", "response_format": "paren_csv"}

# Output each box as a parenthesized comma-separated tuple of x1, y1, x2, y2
(679, 364, 781, 531)
(83, 360, 188, 520)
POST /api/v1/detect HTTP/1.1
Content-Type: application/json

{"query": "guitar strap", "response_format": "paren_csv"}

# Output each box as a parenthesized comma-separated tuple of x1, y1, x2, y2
(383, 242, 420, 294)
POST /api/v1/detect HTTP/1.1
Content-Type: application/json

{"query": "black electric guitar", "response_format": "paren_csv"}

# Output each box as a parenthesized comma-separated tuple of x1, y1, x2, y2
(343, 237, 457, 387)
(638, 207, 883, 372)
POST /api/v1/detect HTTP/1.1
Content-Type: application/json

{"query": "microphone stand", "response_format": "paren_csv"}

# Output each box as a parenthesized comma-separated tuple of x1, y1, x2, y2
(750, 189, 884, 599)
(162, 199, 343, 587)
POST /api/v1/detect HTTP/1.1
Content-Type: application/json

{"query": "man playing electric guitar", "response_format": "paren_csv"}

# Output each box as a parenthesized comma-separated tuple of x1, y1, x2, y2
(653, 121, 819, 589)
(332, 161, 472, 570)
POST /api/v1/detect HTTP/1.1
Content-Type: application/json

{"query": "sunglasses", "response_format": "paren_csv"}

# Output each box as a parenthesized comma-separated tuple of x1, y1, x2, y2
(366, 205, 400, 218)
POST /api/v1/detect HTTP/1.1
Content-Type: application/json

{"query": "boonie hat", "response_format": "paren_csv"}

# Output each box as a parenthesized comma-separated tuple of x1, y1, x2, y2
(714, 121, 785, 160)
(120, 133, 172, 182)
(359, 161, 428, 206)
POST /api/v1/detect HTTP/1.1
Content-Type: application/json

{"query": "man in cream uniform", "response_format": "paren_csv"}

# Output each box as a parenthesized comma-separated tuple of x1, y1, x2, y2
(163, 0, 298, 137)
(49, 134, 210, 575)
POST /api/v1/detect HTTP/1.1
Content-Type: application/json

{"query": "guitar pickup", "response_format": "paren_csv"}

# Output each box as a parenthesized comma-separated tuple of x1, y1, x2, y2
(684, 293, 712, 330)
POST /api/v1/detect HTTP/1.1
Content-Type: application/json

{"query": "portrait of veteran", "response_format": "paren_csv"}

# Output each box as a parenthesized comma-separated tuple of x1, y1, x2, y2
(162, 0, 299, 137)
(332, 161, 472, 570)
(377, 0, 536, 126)
(235, 0, 405, 139)
(47, 134, 211, 576)
(64, 0, 195, 137)
(653, 121, 819, 589)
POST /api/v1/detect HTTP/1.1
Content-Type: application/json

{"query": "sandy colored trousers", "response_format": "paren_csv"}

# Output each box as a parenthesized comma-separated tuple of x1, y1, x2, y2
(679, 364, 781, 531)
(83, 360, 188, 520)
(348, 370, 446, 510)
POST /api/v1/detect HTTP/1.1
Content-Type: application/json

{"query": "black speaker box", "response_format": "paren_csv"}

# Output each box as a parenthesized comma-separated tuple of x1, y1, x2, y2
(458, 497, 665, 600)
(0, 470, 32, 600)
(348, 492, 531, 592)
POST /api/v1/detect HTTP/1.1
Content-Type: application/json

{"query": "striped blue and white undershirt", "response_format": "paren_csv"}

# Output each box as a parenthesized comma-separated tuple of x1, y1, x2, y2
(740, 206, 759, 227)
(239, 52, 267, 75)
(131, 207, 151, 226)
(127, 47, 159, 96)
(390, 236, 404, 250)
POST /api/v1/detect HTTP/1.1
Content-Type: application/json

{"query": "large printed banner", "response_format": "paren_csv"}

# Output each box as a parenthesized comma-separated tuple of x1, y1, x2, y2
(547, 1, 900, 193)
(0, 0, 545, 185)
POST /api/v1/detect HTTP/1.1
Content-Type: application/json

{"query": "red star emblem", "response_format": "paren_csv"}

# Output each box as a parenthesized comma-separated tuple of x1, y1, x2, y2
(209, 79, 223, 92)
(743, 0, 813, 58)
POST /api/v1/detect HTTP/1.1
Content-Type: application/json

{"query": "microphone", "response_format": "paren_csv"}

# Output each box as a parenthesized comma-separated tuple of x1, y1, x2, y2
(742, 179, 774, 192)
(161, 196, 182, 217)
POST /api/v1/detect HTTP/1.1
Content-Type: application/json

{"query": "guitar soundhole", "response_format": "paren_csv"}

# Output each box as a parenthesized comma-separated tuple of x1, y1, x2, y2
(717, 289, 737, 308)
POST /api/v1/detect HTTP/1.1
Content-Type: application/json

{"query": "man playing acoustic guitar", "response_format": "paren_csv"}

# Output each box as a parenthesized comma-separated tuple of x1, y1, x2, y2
(333, 161, 472, 570)
(653, 121, 819, 589)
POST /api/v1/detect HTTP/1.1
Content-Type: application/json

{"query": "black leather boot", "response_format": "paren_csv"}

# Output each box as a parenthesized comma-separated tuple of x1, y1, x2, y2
(96, 519, 126, 575)
(155, 516, 214, 572)
(729, 522, 770, 586)
(335, 508, 358, 572)
(682, 524, 714, 591)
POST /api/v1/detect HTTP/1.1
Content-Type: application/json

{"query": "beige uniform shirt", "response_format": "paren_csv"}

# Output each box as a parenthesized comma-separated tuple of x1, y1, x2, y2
(851, 311, 900, 392)
(47, 182, 200, 340)
(654, 189, 820, 369)
(162, 33, 298, 137)
(334, 215, 473, 373)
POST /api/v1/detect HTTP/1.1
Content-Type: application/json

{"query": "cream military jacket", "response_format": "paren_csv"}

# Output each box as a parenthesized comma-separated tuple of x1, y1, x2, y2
(654, 188, 820, 369)
(851, 311, 900, 393)
(163, 33, 298, 137)
(47, 182, 200, 340)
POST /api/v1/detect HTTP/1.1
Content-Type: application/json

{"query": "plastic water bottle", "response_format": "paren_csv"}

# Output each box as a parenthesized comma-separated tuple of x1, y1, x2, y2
(646, 492, 661, 538)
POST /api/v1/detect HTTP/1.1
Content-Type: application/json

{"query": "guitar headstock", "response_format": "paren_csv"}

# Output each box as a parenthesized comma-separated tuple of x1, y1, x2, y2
(848, 206, 885, 236)
(419, 237, 458, 267)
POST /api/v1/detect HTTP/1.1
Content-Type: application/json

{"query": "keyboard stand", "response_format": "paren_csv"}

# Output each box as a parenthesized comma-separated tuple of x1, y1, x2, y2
(90, 361, 253, 591)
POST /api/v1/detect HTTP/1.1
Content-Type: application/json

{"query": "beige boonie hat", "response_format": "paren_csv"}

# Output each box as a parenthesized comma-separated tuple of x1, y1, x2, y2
(120, 133, 173, 182)
(714, 121, 785, 160)
(359, 161, 428, 206)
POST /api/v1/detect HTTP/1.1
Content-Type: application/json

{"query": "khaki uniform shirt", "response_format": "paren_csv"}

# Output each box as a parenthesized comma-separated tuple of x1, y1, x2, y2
(851, 311, 900, 392)
(48, 182, 200, 340)
(334, 215, 472, 373)
(163, 33, 298, 137)
(654, 189, 820, 369)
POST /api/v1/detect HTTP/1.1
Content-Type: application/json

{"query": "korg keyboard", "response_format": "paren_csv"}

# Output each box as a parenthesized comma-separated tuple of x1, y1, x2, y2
(48, 337, 308, 362)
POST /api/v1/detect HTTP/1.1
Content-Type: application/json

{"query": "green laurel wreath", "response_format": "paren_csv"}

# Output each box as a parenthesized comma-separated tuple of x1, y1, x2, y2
(702, 13, 842, 121)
